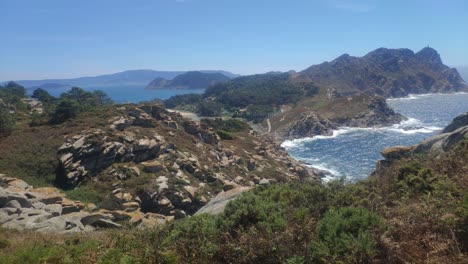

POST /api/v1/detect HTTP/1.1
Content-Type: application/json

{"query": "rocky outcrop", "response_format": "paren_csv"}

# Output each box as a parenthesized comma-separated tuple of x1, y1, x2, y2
(57, 104, 184, 187)
(281, 112, 337, 140)
(275, 95, 404, 140)
(376, 113, 468, 171)
(56, 129, 170, 187)
(182, 121, 220, 144)
(0, 175, 175, 233)
(195, 186, 251, 215)
(335, 96, 405, 127)
(53, 103, 318, 222)
(442, 112, 468, 133)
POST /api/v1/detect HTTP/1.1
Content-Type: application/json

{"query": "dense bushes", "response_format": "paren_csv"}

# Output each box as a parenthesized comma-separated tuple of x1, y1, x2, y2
(197, 101, 223, 116)
(0, 182, 383, 263)
(201, 118, 249, 132)
(1, 172, 467, 263)
(311, 207, 381, 263)
(0, 82, 27, 107)
(164, 93, 203, 109)
(202, 118, 249, 139)
(204, 73, 304, 108)
(234, 105, 275, 123)
(50, 99, 80, 124)
(0, 82, 28, 136)
(31, 87, 114, 124)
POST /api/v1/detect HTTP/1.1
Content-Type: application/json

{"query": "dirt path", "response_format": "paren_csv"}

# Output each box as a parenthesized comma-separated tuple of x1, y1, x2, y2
(167, 109, 201, 122)
(266, 118, 271, 133)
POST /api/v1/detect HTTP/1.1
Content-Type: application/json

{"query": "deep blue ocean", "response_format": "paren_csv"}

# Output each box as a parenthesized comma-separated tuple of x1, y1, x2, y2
(31, 85, 205, 104)
(282, 93, 468, 181)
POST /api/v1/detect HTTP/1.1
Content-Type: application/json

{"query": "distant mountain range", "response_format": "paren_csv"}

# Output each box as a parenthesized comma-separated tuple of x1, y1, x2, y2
(146, 71, 232, 90)
(3, 70, 239, 89)
(296, 47, 467, 97)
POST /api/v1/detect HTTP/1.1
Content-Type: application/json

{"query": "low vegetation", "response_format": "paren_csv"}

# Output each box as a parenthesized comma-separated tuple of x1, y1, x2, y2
(2, 150, 466, 264)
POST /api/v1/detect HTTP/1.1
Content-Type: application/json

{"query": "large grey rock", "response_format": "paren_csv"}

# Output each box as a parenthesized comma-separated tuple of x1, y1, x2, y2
(44, 204, 62, 217)
(142, 160, 163, 173)
(0, 189, 32, 208)
(442, 112, 468, 133)
(281, 112, 337, 140)
(3, 200, 22, 209)
(195, 187, 251, 215)
(412, 126, 468, 157)
(80, 213, 113, 226)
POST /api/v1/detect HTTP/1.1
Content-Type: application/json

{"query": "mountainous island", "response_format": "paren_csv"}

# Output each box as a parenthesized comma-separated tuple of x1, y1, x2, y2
(145, 71, 232, 90)
(297, 47, 466, 97)
(0, 47, 467, 263)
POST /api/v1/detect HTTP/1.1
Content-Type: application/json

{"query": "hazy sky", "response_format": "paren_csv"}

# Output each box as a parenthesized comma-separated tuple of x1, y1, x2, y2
(1, 0, 467, 80)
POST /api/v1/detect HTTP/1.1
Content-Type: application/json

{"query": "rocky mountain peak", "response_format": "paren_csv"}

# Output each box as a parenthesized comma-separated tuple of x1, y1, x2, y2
(364, 48, 415, 60)
(416, 47, 443, 65)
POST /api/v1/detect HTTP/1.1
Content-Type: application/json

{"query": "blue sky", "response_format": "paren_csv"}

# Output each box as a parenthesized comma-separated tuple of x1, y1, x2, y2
(1, 0, 467, 80)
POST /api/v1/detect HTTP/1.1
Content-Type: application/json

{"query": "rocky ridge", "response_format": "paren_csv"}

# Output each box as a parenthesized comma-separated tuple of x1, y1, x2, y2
(1, 102, 317, 232)
(297, 47, 467, 98)
(46, 103, 318, 226)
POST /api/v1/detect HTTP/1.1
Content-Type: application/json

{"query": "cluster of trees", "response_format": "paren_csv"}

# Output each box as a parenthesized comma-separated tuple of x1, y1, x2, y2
(205, 73, 305, 108)
(0, 82, 28, 136)
(43, 87, 113, 124)
(164, 73, 321, 122)
(0, 82, 113, 136)
(164, 93, 203, 109)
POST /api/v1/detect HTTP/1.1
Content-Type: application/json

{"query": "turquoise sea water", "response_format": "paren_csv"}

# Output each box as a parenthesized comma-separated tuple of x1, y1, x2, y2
(282, 93, 468, 181)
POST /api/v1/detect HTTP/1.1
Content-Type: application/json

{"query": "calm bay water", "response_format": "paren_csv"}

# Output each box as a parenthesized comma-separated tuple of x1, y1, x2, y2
(282, 93, 468, 181)
(32, 85, 204, 103)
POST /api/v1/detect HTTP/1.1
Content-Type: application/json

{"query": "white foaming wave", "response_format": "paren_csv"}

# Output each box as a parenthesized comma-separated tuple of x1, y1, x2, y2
(398, 117, 422, 126)
(281, 117, 441, 149)
(385, 126, 442, 134)
(281, 137, 314, 148)
(300, 160, 342, 182)
(387, 92, 468, 101)
(281, 128, 358, 148)
(387, 117, 442, 134)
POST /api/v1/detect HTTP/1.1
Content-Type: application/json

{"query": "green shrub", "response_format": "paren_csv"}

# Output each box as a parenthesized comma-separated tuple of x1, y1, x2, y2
(397, 162, 437, 193)
(164, 214, 221, 262)
(311, 207, 381, 263)
(198, 101, 223, 117)
(64, 184, 106, 205)
(216, 130, 234, 140)
(201, 118, 249, 132)
(223, 188, 288, 232)
(0, 106, 14, 137)
(164, 93, 203, 109)
(51, 99, 80, 124)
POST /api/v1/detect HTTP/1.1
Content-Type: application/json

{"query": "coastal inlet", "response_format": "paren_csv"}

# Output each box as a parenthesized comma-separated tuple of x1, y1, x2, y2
(282, 93, 468, 181)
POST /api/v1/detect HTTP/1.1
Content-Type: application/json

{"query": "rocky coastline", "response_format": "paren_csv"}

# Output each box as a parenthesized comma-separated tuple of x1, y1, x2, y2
(273, 95, 406, 141)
